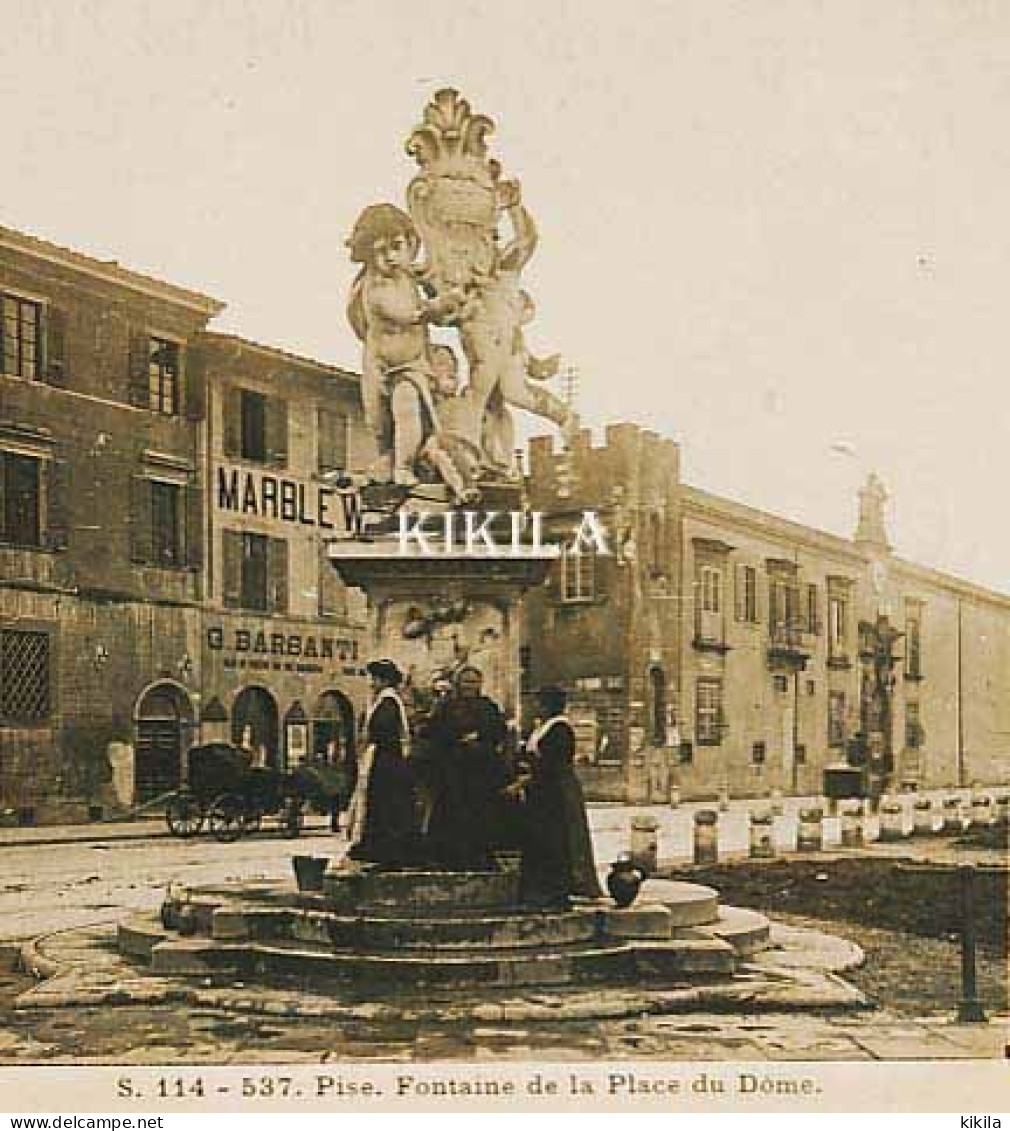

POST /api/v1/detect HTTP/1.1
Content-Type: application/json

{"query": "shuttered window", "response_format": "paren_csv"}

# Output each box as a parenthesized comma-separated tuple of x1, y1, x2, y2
(318, 408, 349, 475)
(0, 452, 43, 547)
(130, 476, 196, 569)
(1, 293, 41, 379)
(148, 337, 180, 416)
(560, 547, 595, 601)
(223, 531, 288, 613)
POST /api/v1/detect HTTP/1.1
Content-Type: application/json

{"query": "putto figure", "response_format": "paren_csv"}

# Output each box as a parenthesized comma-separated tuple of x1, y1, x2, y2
(345, 203, 469, 490)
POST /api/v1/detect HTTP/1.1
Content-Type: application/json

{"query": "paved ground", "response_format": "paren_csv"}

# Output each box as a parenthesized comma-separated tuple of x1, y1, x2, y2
(0, 795, 1005, 1065)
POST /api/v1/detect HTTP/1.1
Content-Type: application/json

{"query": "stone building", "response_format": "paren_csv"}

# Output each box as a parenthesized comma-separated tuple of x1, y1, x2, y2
(524, 424, 1010, 800)
(0, 224, 220, 820)
(0, 226, 373, 822)
(196, 332, 369, 774)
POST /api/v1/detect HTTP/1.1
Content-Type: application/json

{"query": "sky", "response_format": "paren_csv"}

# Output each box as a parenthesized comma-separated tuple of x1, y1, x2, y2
(3, 0, 1008, 590)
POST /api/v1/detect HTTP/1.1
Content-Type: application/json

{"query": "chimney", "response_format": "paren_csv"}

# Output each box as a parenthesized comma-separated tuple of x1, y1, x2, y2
(855, 473, 891, 551)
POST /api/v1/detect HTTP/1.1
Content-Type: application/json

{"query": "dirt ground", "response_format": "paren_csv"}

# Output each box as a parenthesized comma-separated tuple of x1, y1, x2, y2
(684, 857, 1008, 1016)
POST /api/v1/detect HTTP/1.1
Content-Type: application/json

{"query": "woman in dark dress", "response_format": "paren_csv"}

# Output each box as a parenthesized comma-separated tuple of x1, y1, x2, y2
(422, 665, 511, 871)
(346, 659, 419, 866)
(516, 687, 604, 908)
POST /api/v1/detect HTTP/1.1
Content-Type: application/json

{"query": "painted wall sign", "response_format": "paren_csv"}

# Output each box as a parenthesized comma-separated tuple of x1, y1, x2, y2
(215, 464, 360, 532)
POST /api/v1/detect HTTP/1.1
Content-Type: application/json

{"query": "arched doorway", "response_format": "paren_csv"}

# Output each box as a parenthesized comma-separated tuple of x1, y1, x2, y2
(313, 690, 356, 763)
(648, 665, 668, 747)
(134, 682, 194, 802)
(231, 686, 280, 769)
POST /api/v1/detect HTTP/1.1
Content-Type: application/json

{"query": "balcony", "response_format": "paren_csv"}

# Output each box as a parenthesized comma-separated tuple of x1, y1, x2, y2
(767, 623, 811, 671)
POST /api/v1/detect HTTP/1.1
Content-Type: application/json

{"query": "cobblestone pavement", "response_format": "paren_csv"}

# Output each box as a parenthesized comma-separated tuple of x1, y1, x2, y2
(1, 995, 1006, 1064)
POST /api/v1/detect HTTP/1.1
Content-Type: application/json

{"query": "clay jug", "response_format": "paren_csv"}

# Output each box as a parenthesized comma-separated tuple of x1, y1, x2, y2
(606, 857, 644, 908)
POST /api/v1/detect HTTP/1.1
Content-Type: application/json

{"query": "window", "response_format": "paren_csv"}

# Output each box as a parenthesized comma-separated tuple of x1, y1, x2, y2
(317, 543, 347, 618)
(696, 564, 724, 642)
(736, 564, 758, 623)
(0, 452, 42, 547)
(222, 387, 289, 466)
(318, 409, 349, 475)
(241, 390, 267, 462)
(828, 690, 846, 748)
(751, 741, 766, 765)
(696, 677, 724, 746)
(806, 583, 820, 634)
(147, 337, 180, 416)
(905, 601, 923, 679)
(560, 548, 595, 601)
(828, 595, 848, 657)
(905, 701, 923, 749)
(223, 531, 288, 613)
(0, 628, 51, 722)
(1, 293, 41, 379)
(130, 477, 193, 568)
(150, 481, 183, 567)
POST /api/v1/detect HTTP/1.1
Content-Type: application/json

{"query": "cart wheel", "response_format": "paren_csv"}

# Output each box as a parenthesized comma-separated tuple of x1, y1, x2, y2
(208, 795, 244, 843)
(165, 793, 204, 838)
(281, 798, 303, 839)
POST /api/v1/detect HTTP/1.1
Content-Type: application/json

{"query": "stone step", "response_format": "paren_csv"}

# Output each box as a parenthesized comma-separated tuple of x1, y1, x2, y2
(148, 936, 637, 989)
(706, 906, 772, 957)
(324, 867, 521, 913)
(636, 879, 721, 927)
(118, 916, 172, 961)
(210, 904, 602, 951)
(631, 937, 737, 979)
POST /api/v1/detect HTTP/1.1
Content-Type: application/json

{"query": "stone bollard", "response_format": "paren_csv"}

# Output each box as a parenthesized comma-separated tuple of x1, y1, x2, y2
(749, 808, 775, 859)
(997, 794, 1010, 827)
(878, 800, 905, 842)
(839, 800, 863, 848)
(629, 814, 660, 875)
(912, 798, 936, 837)
(693, 809, 719, 865)
(668, 783, 681, 809)
(971, 794, 994, 829)
(796, 806, 824, 853)
(769, 789, 784, 818)
(718, 783, 731, 813)
(942, 795, 965, 834)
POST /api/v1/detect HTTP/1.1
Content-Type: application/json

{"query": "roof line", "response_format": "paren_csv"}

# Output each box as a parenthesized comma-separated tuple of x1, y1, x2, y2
(199, 331, 360, 384)
(0, 224, 224, 316)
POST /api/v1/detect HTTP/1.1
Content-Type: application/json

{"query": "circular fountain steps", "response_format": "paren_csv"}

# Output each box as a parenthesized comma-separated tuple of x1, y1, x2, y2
(117, 869, 769, 991)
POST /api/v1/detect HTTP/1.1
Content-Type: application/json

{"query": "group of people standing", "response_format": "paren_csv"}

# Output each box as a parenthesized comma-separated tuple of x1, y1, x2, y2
(341, 658, 602, 909)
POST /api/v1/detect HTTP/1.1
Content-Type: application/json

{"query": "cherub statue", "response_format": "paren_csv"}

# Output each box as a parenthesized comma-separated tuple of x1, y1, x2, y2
(458, 181, 578, 467)
(346, 203, 469, 487)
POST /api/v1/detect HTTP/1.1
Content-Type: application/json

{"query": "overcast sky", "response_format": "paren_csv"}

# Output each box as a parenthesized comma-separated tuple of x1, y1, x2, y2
(3, 0, 1008, 590)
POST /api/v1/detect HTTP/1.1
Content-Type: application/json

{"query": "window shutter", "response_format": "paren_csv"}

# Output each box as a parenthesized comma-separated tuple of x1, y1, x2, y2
(318, 545, 347, 617)
(183, 346, 206, 422)
(223, 386, 242, 458)
(128, 475, 153, 564)
(128, 332, 150, 408)
(734, 564, 745, 621)
(808, 584, 821, 634)
(222, 530, 243, 608)
(45, 307, 67, 385)
(0, 455, 6, 538)
(318, 408, 348, 473)
(44, 458, 71, 550)
(593, 552, 611, 602)
(185, 479, 203, 570)
(545, 557, 561, 602)
(267, 537, 289, 613)
(265, 397, 289, 467)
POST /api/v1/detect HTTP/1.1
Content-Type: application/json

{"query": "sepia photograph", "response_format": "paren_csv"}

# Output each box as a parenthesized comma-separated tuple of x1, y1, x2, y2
(0, 0, 1007, 1116)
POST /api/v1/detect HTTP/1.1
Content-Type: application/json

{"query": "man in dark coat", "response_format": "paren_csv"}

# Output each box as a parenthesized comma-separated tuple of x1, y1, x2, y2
(516, 686, 604, 908)
(422, 665, 510, 871)
(346, 659, 419, 866)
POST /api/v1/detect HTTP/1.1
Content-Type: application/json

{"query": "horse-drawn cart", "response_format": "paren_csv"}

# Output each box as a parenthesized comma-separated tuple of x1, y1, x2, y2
(164, 743, 306, 842)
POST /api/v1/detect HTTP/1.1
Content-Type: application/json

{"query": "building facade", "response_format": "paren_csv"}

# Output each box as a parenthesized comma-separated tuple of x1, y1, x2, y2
(0, 227, 373, 823)
(525, 424, 1010, 800)
(197, 332, 370, 775)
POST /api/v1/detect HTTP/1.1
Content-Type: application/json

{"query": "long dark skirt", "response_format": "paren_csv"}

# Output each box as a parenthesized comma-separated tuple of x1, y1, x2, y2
(348, 751, 419, 866)
(519, 769, 603, 906)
